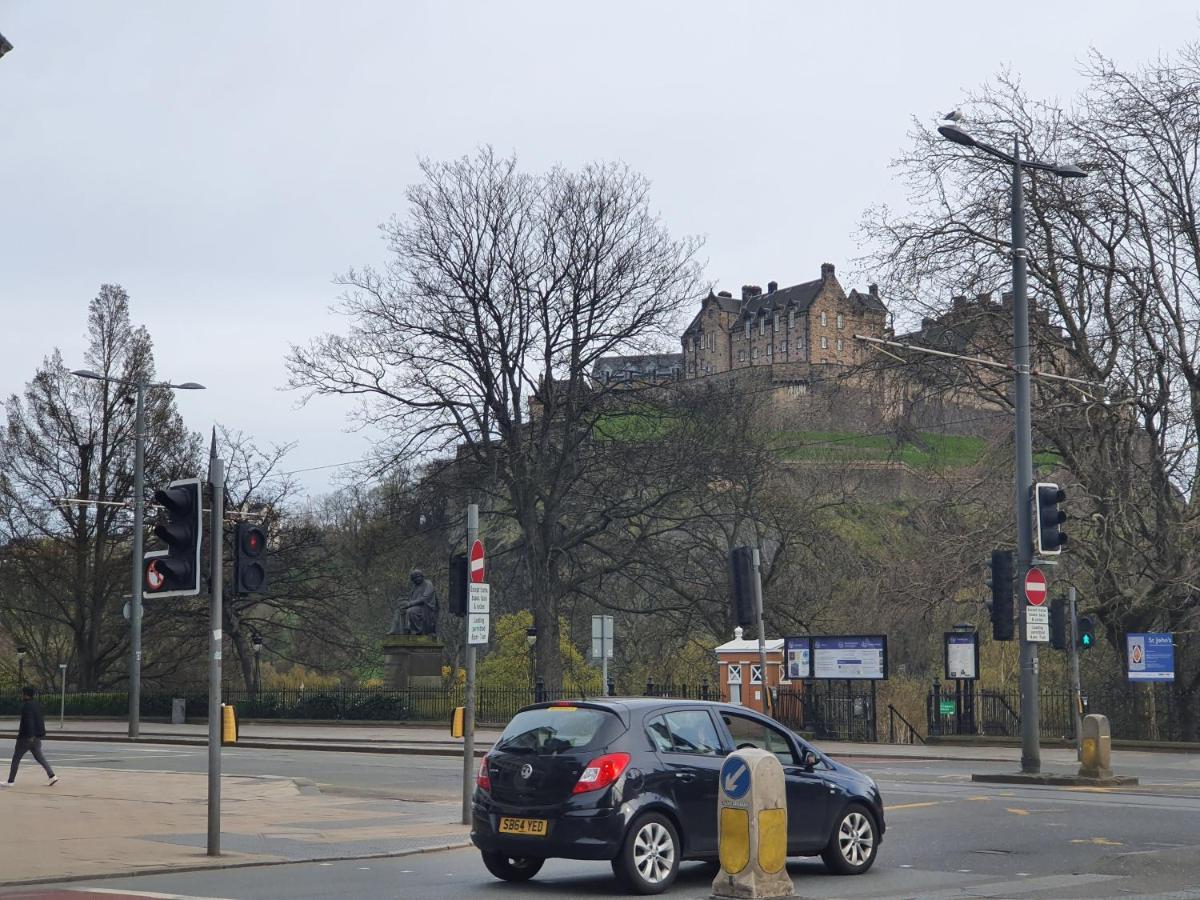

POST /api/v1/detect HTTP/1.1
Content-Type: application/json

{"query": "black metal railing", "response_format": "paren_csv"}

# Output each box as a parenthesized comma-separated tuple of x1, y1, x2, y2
(927, 683, 1196, 743)
(888, 704, 925, 744)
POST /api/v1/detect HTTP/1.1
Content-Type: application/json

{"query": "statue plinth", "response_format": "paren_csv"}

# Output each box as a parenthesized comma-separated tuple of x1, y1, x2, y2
(382, 634, 445, 690)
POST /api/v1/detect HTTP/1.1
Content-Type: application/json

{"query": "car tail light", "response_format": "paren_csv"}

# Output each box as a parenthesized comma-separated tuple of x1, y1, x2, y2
(573, 752, 631, 794)
(476, 755, 491, 793)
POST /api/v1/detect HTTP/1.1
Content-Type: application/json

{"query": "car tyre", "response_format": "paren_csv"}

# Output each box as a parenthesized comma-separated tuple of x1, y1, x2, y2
(821, 803, 878, 875)
(480, 850, 545, 882)
(612, 812, 681, 895)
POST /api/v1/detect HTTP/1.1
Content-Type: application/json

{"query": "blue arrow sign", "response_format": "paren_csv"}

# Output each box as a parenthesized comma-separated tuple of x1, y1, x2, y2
(720, 756, 751, 800)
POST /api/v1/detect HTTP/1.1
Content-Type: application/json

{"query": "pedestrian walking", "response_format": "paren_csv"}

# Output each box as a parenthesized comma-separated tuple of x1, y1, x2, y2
(3, 686, 57, 786)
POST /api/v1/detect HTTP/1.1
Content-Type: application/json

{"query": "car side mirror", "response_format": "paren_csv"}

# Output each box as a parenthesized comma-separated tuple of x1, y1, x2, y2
(803, 750, 820, 770)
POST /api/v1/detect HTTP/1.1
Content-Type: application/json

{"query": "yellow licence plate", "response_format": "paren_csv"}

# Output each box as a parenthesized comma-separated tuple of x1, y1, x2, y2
(498, 817, 548, 836)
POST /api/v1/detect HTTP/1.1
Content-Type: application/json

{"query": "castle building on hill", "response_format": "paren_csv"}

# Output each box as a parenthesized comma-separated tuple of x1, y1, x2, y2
(681, 263, 888, 379)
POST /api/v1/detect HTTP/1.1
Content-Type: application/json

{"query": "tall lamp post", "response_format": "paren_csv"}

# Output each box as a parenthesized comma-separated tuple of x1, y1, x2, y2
(15, 646, 26, 690)
(71, 370, 205, 738)
(938, 121, 1087, 774)
(251, 632, 263, 694)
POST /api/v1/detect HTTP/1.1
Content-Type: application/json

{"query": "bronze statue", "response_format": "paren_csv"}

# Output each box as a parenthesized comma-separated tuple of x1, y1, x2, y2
(390, 569, 438, 636)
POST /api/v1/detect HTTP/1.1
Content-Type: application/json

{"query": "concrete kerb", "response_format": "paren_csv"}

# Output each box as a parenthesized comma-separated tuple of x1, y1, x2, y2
(971, 772, 1140, 787)
(0, 841, 475, 889)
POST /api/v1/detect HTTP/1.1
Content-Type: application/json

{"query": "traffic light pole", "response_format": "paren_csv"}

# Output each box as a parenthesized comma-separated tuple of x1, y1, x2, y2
(750, 548, 770, 715)
(1069, 586, 1082, 759)
(207, 437, 224, 856)
(1011, 137, 1042, 774)
(461, 503, 478, 827)
(128, 382, 145, 738)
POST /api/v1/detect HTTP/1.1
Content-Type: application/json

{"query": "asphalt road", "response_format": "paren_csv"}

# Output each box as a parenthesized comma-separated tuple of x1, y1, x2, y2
(7, 740, 1200, 898)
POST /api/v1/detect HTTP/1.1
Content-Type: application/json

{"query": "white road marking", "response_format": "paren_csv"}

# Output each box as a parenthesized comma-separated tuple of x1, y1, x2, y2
(77, 888, 237, 900)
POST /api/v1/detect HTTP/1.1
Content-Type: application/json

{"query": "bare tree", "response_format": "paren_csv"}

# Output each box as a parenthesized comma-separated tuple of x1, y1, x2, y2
(862, 46, 1200, 729)
(288, 149, 702, 683)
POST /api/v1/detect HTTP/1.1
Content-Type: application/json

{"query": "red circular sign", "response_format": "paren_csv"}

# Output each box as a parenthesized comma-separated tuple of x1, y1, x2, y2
(1024, 567, 1047, 606)
(470, 540, 485, 584)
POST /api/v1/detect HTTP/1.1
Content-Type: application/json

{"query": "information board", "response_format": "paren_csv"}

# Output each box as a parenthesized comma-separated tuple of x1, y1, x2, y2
(944, 632, 979, 680)
(812, 635, 887, 680)
(1127, 632, 1174, 682)
(783, 637, 811, 680)
(1026, 606, 1049, 643)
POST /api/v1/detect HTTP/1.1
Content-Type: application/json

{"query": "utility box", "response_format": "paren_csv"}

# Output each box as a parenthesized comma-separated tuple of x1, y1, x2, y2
(221, 704, 238, 745)
(1078, 714, 1112, 779)
(171, 698, 186, 725)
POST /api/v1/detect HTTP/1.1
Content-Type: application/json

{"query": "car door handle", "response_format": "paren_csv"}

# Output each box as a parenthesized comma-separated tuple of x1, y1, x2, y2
(675, 772, 695, 782)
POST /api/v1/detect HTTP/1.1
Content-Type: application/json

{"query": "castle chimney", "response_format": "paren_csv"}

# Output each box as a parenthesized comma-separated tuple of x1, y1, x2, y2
(741, 285, 763, 301)
(868, 283, 879, 299)
(718, 290, 732, 298)
(952, 295, 967, 311)
(767, 280, 778, 294)
(821, 262, 836, 281)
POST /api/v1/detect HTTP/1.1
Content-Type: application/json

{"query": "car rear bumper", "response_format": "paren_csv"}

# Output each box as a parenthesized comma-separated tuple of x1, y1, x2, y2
(471, 795, 625, 861)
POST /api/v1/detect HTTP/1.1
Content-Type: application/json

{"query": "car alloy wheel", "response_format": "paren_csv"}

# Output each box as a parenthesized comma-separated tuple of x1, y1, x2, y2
(613, 812, 680, 894)
(821, 802, 878, 875)
(838, 810, 873, 866)
(633, 821, 675, 885)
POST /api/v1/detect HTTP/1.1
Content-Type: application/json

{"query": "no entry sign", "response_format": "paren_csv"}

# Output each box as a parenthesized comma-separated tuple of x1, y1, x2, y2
(1024, 567, 1047, 606)
(470, 539, 485, 584)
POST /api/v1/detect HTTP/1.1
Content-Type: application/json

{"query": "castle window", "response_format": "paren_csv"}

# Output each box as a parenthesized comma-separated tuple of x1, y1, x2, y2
(738, 349, 746, 362)
(766, 343, 773, 356)
(836, 338, 844, 352)
(745, 320, 751, 339)
(753, 347, 759, 360)
(759, 316, 766, 336)
(837, 313, 845, 330)
(820, 312, 827, 327)
(781, 340, 788, 354)
(708, 332, 715, 351)
(773, 313, 780, 331)
(788, 309, 795, 329)
(821, 336, 828, 350)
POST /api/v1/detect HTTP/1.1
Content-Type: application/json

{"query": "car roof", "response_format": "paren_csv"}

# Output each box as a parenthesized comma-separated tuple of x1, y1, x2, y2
(527, 697, 756, 715)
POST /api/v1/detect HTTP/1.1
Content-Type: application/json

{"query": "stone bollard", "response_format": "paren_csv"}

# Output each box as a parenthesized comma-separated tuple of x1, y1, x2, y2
(712, 748, 794, 899)
(1078, 714, 1113, 779)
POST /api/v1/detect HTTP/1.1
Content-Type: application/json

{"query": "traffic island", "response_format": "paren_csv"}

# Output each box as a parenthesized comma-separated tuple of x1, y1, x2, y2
(972, 715, 1137, 787)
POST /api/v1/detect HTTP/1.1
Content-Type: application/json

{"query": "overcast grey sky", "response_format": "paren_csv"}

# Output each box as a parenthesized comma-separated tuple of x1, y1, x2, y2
(3, 1, 1195, 495)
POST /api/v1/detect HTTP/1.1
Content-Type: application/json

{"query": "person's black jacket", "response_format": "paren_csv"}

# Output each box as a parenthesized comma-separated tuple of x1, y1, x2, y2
(17, 699, 46, 739)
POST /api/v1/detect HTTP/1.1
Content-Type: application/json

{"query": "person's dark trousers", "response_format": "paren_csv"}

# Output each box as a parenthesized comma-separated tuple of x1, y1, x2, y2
(8, 737, 54, 783)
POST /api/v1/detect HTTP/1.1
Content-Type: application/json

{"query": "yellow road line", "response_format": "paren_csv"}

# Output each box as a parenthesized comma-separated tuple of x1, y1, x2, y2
(1070, 837, 1123, 846)
(886, 801, 946, 811)
(1006, 808, 1030, 816)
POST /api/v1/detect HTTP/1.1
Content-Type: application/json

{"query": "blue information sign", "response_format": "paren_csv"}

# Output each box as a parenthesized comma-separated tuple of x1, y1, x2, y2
(720, 756, 751, 800)
(812, 635, 888, 680)
(784, 637, 811, 680)
(1127, 633, 1174, 682)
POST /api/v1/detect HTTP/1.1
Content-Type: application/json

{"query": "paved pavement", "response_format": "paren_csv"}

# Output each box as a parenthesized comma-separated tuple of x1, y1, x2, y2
(0, 762, 468, 886)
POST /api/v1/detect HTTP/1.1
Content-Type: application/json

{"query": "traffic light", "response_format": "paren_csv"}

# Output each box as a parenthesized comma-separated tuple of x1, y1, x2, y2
(729, 546, 756, 627)
(143, 478, 202, 598)
(448, 552, 468, 617)
(233, 522, 268, 595)
(1035, 482, 1068, 555)
(987, 550, 1014, 641)
(1077, 615, 1096, 650)
(1049, 597, 1068, 650)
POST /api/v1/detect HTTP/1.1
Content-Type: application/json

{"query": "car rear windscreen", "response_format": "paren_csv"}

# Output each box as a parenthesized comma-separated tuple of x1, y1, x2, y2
(495, 706, 625, 755)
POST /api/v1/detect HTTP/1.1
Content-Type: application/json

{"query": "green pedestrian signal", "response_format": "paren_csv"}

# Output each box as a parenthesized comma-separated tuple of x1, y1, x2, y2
(1077, 615, 1096, 650)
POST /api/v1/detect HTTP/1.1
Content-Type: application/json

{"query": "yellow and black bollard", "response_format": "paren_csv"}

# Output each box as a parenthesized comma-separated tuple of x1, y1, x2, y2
(221, 703, 238, 746)
(712, 748, 793, 898)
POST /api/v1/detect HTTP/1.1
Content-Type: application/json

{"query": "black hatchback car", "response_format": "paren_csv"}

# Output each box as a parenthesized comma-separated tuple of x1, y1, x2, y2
(471, 698, 885, 894)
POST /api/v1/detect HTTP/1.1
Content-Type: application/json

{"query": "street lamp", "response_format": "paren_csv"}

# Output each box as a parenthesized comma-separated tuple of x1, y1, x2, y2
(251, 632, 263, 694)
(938, 120, 1087, 774)
(15, 645, 26, 689)
(71, 369, 205, 738)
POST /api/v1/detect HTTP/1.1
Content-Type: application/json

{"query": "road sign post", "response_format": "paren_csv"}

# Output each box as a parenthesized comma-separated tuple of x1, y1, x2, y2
(206, 433, 224, 856)
(591, 615, 614, 696)
(462, 508, 481, 827)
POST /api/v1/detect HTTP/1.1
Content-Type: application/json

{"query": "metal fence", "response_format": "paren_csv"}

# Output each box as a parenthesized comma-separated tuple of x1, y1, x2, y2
(0, 682, 718, 726)
(928, 683, 1196, 743)
(774, 682, 880, 742)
